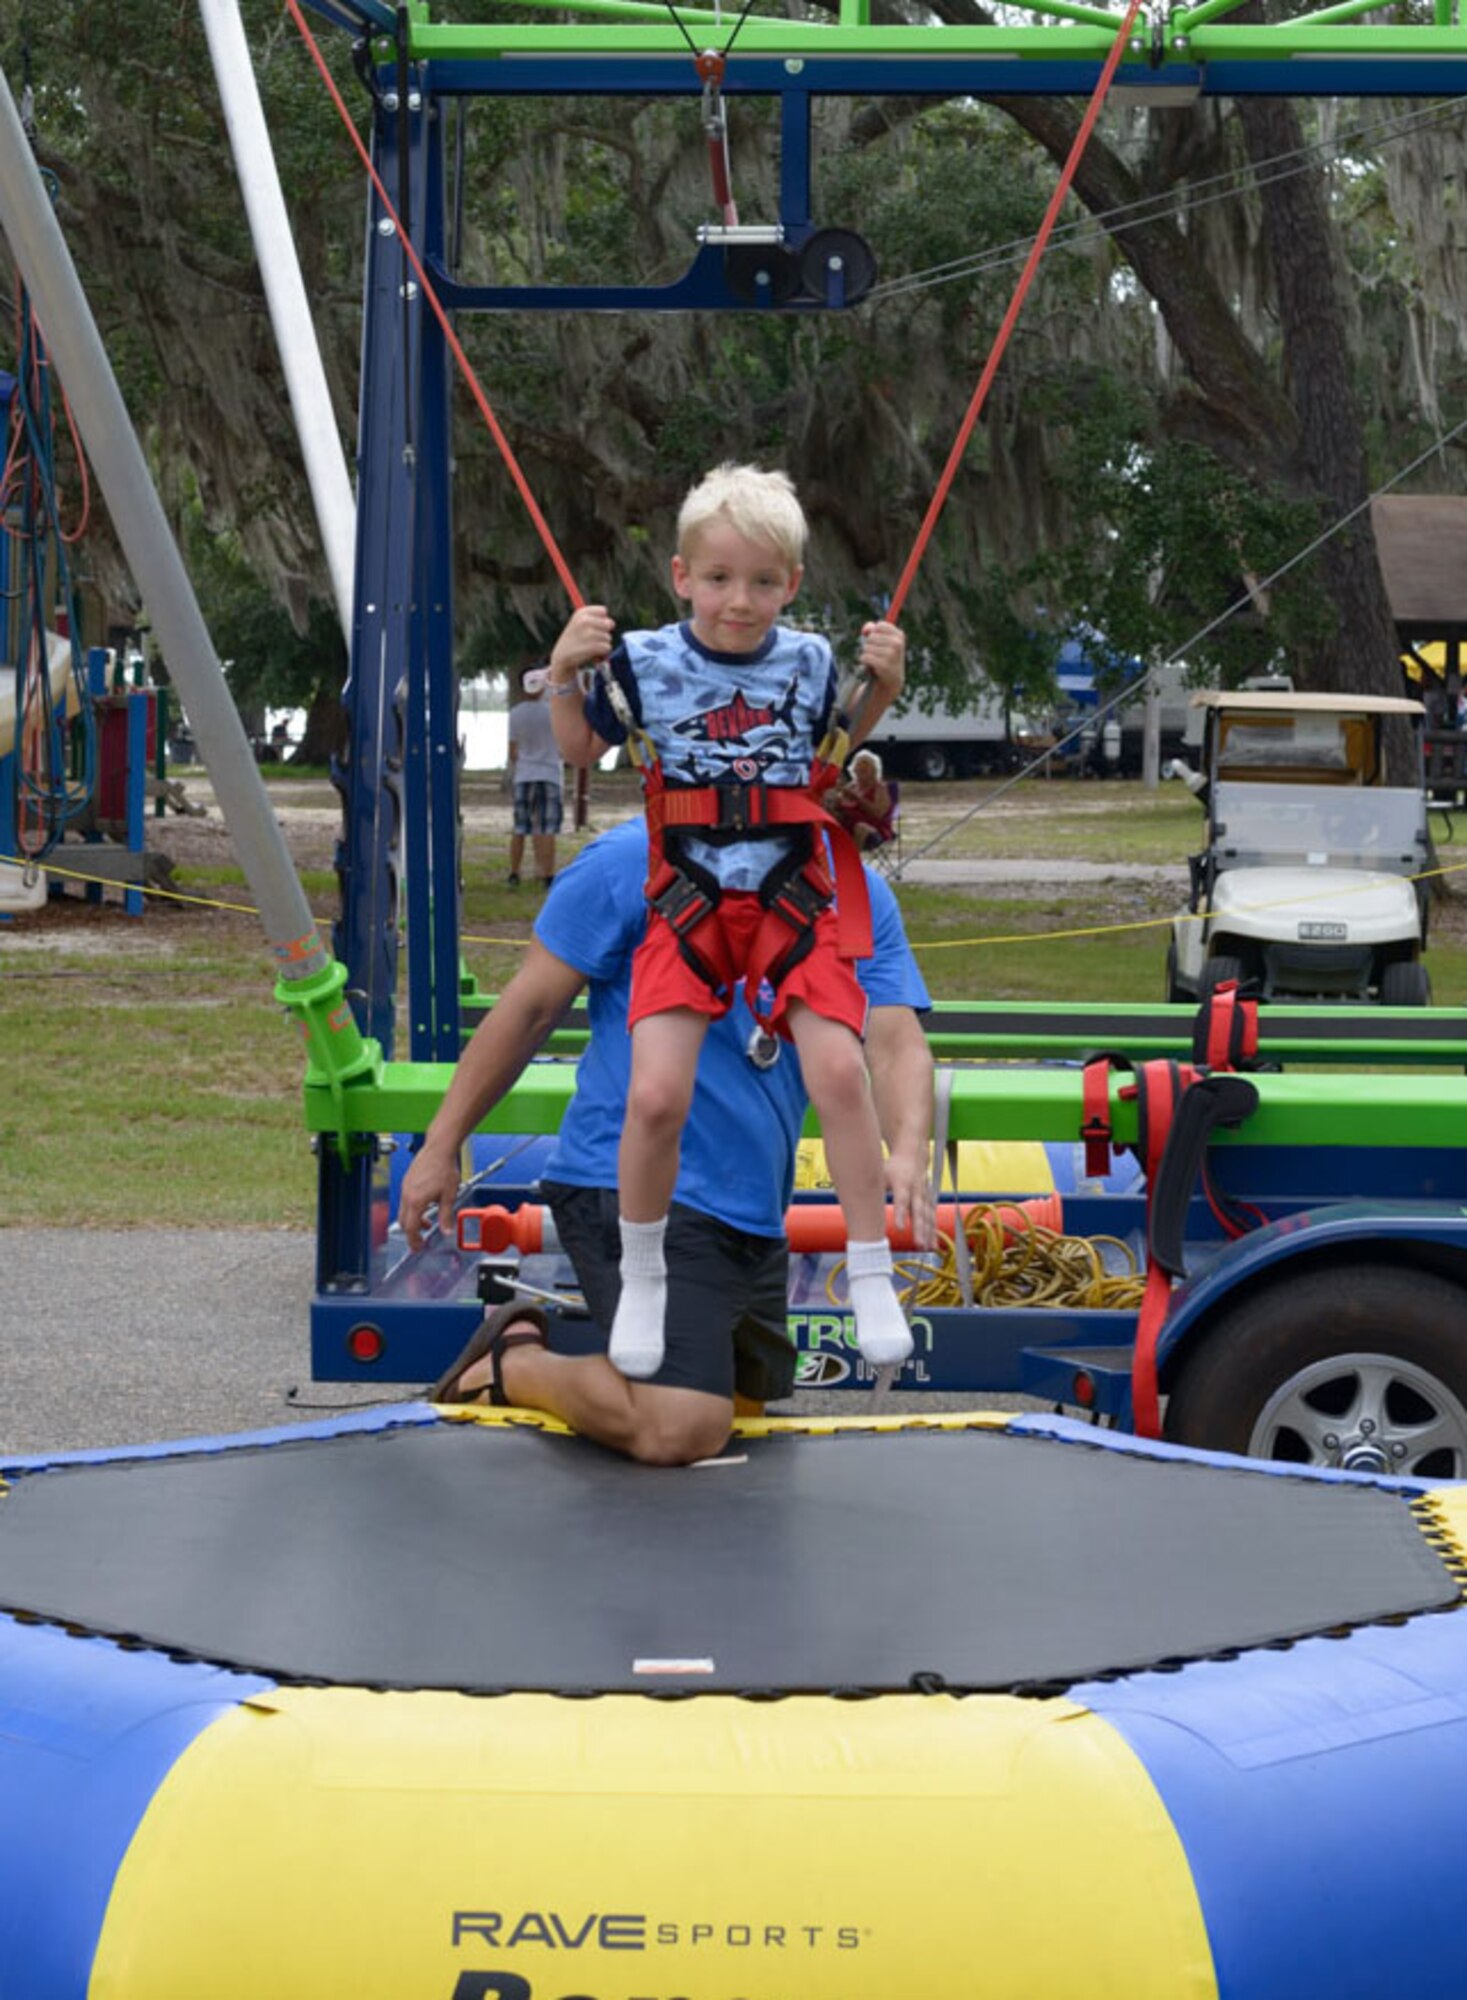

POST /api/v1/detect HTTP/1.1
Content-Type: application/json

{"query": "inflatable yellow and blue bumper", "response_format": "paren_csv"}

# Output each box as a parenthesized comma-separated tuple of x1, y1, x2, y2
(2, 1408, 1465, 1998)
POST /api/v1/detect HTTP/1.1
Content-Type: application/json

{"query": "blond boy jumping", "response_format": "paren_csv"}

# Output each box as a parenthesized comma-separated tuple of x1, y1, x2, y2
(548, 463, 912, 1380)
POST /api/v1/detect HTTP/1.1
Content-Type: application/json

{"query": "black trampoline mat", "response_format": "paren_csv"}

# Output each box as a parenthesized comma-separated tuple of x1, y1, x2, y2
(0, 1421, 1455, 1693)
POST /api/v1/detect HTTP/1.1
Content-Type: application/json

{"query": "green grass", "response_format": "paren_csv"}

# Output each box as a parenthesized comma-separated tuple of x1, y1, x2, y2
(4, 773, 1466, 1227)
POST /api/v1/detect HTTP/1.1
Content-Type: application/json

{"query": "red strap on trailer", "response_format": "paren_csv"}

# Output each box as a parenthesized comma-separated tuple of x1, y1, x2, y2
(1195, 979, 1260, 1073)
(1081, 1057, 1116, 1179)
(1078, 1055, 1233, 1439)
(1131, 1261, 1174, 1442)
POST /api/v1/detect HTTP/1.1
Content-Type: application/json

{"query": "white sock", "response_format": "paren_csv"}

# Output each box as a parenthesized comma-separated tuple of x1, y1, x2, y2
(610, 1215, 668, 1380)
(846, 1238, 913, 1367)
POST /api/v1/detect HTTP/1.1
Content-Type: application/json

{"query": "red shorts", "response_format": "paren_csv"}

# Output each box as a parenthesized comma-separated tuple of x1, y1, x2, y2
(629, 889, 868, 1041)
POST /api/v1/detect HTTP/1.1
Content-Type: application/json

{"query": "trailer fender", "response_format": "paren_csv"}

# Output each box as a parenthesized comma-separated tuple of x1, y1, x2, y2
(1155, 1199, 1467, 1386)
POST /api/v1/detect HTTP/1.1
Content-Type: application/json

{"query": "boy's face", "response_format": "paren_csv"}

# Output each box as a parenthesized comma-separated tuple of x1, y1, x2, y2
(671, 519, 801, 655)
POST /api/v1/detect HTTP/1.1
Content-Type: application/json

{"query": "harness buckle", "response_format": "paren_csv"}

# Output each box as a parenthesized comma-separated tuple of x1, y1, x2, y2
(649, 870, 717, 938)
(710, 783, 770, 833)
(763, 866, 829, 931)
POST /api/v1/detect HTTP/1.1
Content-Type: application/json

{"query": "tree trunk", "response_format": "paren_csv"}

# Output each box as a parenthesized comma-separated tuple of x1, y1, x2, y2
(295, 677, 349, 769)
(1234, 93, 1409, 771)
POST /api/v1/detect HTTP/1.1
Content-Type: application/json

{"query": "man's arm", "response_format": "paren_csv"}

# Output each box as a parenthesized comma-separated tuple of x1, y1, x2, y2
(866, 1003, 936, 1248)
(399, 940, 587, 1250)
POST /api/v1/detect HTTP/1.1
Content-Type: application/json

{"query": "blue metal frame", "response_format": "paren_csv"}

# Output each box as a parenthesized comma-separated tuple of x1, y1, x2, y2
(313, 12, 1467, 1396)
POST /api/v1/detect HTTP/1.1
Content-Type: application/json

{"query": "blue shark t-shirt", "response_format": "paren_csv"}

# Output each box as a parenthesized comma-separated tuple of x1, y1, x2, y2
(585, 621, 837, 892)
(535, 819, 929, 1236)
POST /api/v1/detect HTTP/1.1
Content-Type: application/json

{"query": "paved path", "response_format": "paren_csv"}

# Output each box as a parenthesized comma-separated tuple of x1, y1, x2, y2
(897, 857, 1186, 886)
(0, 1228, 354, 1455)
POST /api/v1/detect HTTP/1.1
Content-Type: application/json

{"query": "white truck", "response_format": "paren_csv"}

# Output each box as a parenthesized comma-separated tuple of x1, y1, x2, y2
(860, 683, 1029, 781)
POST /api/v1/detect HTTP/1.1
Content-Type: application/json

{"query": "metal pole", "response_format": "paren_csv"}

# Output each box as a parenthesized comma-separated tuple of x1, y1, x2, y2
(198, 0, 356, 639)
(0, 64, 331, 982)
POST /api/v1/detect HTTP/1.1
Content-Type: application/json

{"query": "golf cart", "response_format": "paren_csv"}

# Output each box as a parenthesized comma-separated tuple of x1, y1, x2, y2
(1166, 690, 1432, 1005)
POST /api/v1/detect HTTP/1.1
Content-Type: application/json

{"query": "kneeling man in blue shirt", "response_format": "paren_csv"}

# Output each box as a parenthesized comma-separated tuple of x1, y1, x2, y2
(401, 819, 932, 1464)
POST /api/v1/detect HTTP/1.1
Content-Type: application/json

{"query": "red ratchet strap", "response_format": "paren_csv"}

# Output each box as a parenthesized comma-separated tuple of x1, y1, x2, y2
(1080, 1048, 1188, 1181)
(1079, 1046, 1260, 1440)
(1193, 978, 1259, 1072)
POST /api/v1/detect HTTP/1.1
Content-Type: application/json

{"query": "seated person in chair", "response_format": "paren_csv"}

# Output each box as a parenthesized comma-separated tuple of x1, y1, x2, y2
(834, 749, 897, 853)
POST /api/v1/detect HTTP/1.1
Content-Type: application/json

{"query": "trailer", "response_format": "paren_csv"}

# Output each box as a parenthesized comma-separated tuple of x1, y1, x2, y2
(297, 991, 1467, 1482)
(860, 680, 1029, 781)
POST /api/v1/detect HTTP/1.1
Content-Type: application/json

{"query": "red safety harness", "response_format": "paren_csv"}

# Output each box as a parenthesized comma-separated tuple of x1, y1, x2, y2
(1080, 982, 1265, 1438)
(608, 660, 874, 1023)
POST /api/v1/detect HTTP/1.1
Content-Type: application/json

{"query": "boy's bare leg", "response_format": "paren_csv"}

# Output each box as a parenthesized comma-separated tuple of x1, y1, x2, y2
(788, 1002, 913, 1367)
(611, 1009, 708, 1378)
(531, 831, 557, 880)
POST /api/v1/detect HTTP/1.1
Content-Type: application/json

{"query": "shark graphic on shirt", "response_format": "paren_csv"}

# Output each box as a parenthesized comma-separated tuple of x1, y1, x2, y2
(665, 676, 803, 752)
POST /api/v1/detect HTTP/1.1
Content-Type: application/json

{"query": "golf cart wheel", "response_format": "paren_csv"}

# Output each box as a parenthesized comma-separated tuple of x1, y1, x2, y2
(1197, 953, 1250, 1007)
(1164, 1263, 1467, 1477)
(1380, 959, 1432, 1006)
(1164, 942, 1190, 1004)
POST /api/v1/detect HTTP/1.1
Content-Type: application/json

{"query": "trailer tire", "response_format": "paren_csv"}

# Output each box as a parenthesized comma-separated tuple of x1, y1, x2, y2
(1164, 1263, 1467, 1478)
(913, 743, 954, 782)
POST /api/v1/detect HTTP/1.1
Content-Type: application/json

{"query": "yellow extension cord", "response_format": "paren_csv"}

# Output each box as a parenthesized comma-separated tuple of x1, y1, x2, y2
(828, 1206, 1149, 1314)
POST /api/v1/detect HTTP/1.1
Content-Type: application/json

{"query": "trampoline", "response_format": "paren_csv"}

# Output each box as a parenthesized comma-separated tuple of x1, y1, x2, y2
(2, 1409, 1467, 1999)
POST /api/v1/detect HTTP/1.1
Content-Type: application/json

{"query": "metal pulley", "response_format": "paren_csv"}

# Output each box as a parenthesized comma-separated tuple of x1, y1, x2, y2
(799, 227, 878, 307)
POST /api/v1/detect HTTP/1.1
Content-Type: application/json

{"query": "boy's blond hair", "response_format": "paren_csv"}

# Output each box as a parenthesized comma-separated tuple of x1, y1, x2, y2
(677, 463, 807, 574)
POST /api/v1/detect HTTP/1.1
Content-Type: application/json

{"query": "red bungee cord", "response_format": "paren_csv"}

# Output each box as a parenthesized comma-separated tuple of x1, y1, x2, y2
(284, 0, 584, 611)
(886, 0, 1147, 625)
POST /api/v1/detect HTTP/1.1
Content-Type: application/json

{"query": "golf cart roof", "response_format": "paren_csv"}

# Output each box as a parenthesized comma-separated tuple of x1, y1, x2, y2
(1190, 690, 1425, 717)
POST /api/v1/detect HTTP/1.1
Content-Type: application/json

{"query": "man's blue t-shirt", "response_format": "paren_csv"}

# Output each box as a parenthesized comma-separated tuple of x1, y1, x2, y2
(535, 819, 929, 1237)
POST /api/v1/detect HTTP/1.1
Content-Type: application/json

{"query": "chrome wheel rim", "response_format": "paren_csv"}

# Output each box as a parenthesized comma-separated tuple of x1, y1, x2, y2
(1248, 1351, 1467, 1478)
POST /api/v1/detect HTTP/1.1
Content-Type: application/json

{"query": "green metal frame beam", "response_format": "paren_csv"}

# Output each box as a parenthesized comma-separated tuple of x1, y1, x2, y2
(388, 0, 1467, 66)
(303, 1057, 1467, 1151)
(456, 993, 1467, 1066)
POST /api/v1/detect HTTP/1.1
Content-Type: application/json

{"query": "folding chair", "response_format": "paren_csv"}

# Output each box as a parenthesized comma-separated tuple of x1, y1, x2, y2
(865, 779, 902, 878)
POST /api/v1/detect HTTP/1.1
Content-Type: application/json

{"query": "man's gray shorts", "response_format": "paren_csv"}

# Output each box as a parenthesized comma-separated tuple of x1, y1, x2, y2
(541, 1181, 794, 1403)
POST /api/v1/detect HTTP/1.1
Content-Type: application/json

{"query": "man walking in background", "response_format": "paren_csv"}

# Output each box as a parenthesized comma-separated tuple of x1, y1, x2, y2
(506, 664, 564, 888)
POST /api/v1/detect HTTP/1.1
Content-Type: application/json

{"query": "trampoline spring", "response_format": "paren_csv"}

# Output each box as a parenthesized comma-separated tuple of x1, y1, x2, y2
(909, 1671, 949, 1696)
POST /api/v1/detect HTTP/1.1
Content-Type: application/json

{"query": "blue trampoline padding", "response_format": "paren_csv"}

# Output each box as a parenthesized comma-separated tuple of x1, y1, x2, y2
(0, 1614, 271, 1999)
(1006, 1411, 1443, 1494)
(1074, 1613, 1467, 2000)
(0, 1402, 437, 1478)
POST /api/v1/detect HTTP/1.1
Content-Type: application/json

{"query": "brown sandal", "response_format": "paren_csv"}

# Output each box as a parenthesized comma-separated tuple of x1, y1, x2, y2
(429, 1299, 550, 1405)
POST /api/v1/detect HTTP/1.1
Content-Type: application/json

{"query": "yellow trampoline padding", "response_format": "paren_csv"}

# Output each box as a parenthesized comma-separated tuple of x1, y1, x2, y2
(795, 1136, 1057, 1194)
(1416, 1488, 1467, 1592)
(92, 1687, 1217, 2000)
